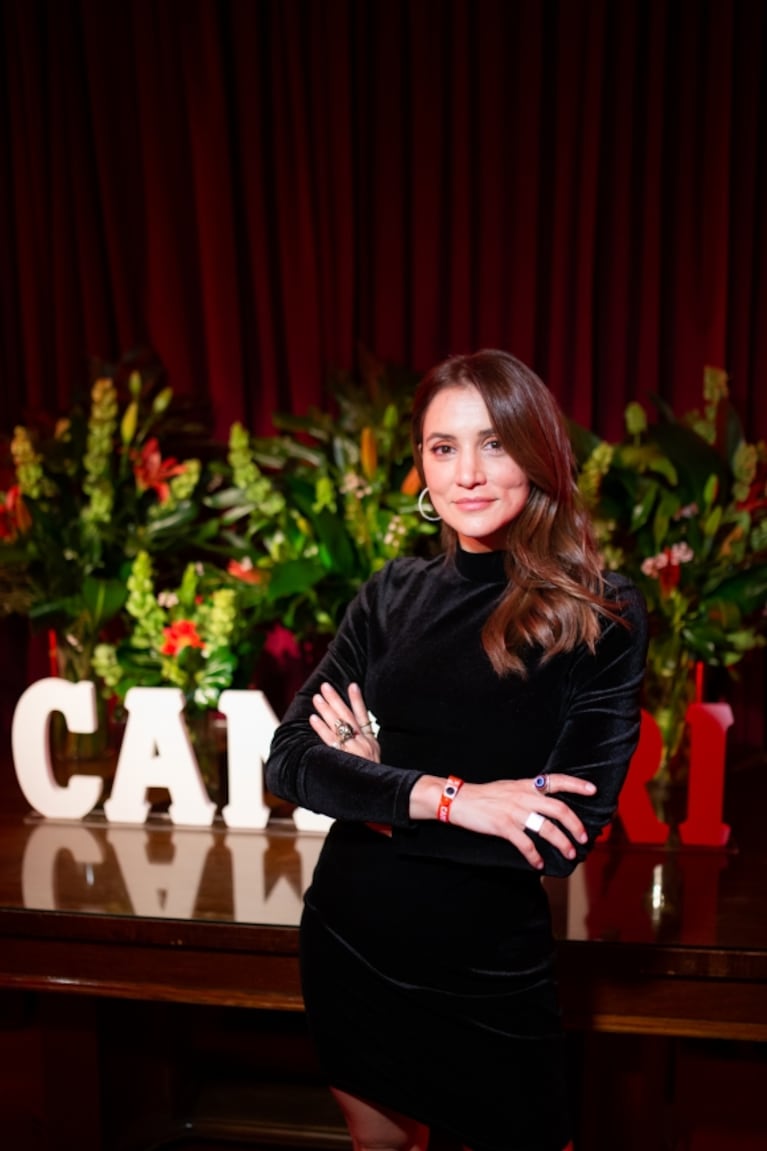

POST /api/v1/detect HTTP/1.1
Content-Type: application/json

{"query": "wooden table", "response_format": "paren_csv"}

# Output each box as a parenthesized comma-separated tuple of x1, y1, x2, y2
(0, 761, 766, 1150)
(0, 795, 765, 1039)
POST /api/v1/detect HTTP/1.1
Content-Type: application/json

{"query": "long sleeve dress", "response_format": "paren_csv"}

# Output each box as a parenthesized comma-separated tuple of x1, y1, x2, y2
(265, 546, 648, 1151)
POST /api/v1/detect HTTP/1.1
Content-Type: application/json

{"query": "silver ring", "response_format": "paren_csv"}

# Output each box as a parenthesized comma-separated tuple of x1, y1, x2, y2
(525, 811, 545, 833)
(335, 721, 355, 744)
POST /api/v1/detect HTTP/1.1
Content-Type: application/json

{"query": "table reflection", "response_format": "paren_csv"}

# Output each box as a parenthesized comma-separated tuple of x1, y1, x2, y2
(562, 843, 733, 945)
(18, 817, 324, 926)
(8, 813, 763, 953)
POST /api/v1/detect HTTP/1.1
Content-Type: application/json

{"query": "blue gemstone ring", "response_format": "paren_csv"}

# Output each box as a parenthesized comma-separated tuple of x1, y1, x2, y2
(533, 774, 548, 793)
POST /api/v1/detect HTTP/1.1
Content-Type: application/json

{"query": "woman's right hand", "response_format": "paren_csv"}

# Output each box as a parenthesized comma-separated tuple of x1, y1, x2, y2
(409, 772, 596, 869)
(308, 681, 381, 763)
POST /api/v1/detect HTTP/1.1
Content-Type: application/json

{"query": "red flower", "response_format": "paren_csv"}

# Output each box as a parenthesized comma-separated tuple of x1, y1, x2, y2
(160, 619, 205, 656)
(132, 437, 187, 503)
(657, 555, 682, 596)
(0, 485, 31, 540)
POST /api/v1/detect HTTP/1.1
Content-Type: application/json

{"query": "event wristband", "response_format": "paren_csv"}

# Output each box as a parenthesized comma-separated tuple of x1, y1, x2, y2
(437, 775, 464, 823)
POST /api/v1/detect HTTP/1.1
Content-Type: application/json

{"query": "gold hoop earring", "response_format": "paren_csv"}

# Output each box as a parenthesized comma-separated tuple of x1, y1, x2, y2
(418, 488, 441, 522)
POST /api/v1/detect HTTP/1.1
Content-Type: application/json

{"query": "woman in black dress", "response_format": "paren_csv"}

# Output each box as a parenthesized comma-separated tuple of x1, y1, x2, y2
(265, 349, 647, 1151)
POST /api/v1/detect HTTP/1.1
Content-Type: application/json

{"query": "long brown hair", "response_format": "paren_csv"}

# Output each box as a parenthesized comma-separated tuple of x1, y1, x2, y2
(412, 349, 614, 675)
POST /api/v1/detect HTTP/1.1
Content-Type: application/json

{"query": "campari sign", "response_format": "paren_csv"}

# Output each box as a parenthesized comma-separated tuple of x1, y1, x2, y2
(11, 678, 731, 846)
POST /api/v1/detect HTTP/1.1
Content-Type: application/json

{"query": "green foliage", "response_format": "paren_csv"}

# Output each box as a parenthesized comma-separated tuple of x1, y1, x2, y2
(0, 359, 228, 692)
(92, 551, 266, 714)
(574, 367, 767, 774)
(0, 349, 437, 709)
(205, 350, 438, 639)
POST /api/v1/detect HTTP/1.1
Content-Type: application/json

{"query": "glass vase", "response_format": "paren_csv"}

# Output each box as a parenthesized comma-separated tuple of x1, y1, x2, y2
(642, 639, 700, 785)
(50, 627, 114, 780)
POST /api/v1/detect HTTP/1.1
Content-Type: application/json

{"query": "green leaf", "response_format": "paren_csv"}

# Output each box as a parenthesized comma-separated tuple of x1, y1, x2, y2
(81, 576, 128, 626)
(702, 473, 719, 510)
(568, 421, 599, 460)
(701, 505, 722, 539)
(629, 482, 658, 532)
(288, 483, 359, 577)
(707, 566, 767, 615)
(648, 419, 729, 504)
(144, 502, 198, 534)
(204, 486, 259, 511)
(272, 411, 333, 441)
(266, 559, 328, 602)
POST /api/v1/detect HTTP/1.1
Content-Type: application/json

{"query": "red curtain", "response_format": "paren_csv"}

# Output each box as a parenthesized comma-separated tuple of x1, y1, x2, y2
(1, 0, 765, 443)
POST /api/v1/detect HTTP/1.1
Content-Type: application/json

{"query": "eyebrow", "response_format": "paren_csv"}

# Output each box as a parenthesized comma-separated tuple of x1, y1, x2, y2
(424, 428, 497, 443)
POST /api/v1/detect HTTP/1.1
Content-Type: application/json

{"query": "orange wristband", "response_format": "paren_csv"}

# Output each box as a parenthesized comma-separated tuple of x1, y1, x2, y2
(437, 775, 464, 823)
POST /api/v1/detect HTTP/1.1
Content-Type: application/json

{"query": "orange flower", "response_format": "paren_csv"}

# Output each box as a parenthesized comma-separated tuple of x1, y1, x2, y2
(160, 619, 205, 656)
(132, 437, 187, 503)
(360, 427, 378, 480)
(400, 465, 421, 496)
(227, 558, 265, 585)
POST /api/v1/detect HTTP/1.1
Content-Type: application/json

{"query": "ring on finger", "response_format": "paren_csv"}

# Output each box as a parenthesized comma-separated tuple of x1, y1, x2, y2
(360, 720, 373, 734)
(335, 721, 355, 744)
(524, 811, 545, 833)
(533, 774, 551, 794)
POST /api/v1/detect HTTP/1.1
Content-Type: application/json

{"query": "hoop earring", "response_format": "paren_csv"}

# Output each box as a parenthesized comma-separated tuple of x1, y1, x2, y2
(418, 487, 441, 522)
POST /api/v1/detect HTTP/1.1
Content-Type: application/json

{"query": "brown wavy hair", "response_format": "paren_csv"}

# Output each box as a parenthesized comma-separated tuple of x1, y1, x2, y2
(412, 349, 616, 675)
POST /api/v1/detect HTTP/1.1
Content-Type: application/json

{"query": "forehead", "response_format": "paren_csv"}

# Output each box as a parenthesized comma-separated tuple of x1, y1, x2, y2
(422, 385, 491, 432)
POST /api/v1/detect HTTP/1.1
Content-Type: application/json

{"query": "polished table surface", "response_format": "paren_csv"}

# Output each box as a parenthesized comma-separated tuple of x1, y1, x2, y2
(1, 762, 766, 1041)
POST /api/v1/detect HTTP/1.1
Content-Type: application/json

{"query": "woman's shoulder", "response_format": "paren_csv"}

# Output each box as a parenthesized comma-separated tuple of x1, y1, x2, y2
(600, 569, 648, 632)
(602, 568, 643, 600)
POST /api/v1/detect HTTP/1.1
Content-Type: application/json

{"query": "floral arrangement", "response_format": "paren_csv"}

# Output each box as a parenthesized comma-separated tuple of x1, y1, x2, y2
(92, 550, 263, 712)
(4, 348, 766, 796)
(0, 361, 223, 682)
(574, 367, 767, 778)
(0, 351, 437, 726)
(207, 349, 438, 642)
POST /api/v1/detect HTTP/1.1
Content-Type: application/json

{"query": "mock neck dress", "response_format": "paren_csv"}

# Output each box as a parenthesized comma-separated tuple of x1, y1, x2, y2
(265, 547, 647, 1151)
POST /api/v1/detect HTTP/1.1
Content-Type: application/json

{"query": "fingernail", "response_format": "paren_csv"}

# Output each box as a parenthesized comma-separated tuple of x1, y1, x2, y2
(566, 848, 576, 859)
(578, 832, 588, 843)
(584, 783, 596, 793)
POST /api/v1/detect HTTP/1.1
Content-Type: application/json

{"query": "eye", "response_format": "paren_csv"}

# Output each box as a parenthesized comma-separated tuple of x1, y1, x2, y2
(429, 443, 455, 456)
(483, 437, 505, 453)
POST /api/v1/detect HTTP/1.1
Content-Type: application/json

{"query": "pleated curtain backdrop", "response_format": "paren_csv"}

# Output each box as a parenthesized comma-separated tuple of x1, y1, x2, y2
(1, 0, 765, 443)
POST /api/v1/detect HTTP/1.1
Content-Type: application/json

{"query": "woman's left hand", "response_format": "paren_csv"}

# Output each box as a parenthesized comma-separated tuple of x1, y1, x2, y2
(309, 681, 381, 763)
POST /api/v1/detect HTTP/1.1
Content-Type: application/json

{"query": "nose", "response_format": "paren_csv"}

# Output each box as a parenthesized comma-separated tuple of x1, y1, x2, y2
(456, 448, 485, 487)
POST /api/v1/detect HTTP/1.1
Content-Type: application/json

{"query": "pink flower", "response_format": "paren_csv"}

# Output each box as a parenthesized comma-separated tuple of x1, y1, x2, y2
(641, 544, 694, 595)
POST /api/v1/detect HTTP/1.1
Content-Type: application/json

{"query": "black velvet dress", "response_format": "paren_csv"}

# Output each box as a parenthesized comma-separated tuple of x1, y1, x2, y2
(265, 548, 647, 1151)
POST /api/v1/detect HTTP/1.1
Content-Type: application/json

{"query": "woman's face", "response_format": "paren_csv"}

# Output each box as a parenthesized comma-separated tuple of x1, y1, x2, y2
(421, 384, 530, 552)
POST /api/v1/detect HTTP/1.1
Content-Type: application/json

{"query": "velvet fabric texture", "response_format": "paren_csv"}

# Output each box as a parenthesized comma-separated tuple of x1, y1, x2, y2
(265, 548, 648, 1150)
(266, 547, 648, 873)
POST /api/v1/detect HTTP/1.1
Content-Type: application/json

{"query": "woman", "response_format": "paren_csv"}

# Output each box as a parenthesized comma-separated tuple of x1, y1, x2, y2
(265, 350, 647, 1151)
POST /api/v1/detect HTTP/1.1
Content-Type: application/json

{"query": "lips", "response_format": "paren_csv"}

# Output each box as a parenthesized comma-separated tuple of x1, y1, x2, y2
(453, 499, 495, 511)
